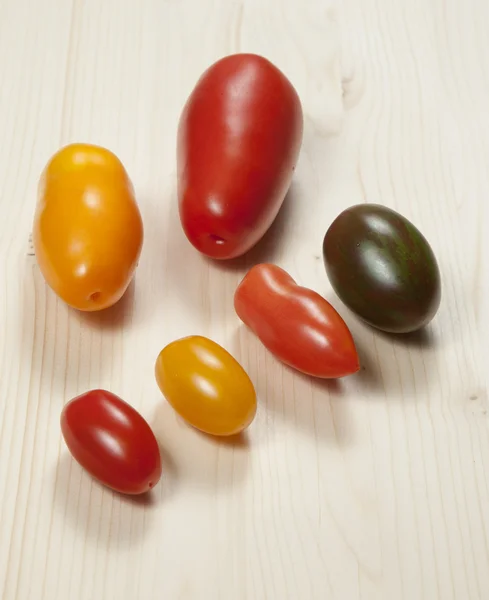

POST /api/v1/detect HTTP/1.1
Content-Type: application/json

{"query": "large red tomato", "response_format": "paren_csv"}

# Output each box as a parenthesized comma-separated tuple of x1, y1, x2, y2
(177, 54, 303, 259)
(234, 264, 360, 378)
(61, 390, 162, 495)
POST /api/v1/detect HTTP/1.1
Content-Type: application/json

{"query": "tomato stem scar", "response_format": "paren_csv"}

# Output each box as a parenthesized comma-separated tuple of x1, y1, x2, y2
(209, 234, 225, 245)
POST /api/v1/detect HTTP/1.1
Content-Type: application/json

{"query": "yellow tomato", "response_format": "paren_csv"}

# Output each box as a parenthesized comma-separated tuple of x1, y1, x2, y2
(33, 143, 143, 311)
(155, 336, 257, 436)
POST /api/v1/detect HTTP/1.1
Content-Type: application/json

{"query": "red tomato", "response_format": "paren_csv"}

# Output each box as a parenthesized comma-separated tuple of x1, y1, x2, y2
(234, 264, 360, 378)
(177, 53, 303, 259)
(60, 390, 162, 495)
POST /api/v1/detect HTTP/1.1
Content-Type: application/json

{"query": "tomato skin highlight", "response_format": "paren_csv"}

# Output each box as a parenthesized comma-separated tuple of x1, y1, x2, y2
(61, 390, 162, 495)
(234, 264, 360, 378)
(33, 143, 143, 311)
(177, 53, 303, 259)
(155, 336, 257, 436)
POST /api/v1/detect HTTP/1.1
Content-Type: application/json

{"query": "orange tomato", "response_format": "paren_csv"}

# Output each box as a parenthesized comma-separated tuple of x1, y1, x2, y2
(155, 336, 257, 436)
(33, 143, 143, 311)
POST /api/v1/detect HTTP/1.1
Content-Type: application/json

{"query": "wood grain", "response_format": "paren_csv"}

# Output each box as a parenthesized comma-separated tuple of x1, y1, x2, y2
(0, 0, 488, 598)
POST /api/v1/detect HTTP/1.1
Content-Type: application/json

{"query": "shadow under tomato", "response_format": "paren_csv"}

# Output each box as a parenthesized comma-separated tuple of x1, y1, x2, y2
(230, 325, 355, 447)
(283, 365, 346, 394)
(150, 400, 252, 494)
(321, 289, 439, 351)
(52, 452, 160, 548)
(371, 325, 437, 349)
(348, 332, 384, 393)
(114, 488, 157, 507)
(206, 182, 298, 274)
(193, 428, 251, 449)
(77, 278, 136, 332)
(343, 311, 440, 400)
(319, 291, 442, 398)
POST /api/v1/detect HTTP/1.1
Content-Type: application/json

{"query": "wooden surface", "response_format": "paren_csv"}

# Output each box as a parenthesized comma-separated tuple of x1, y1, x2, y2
(0, 0, 488, 598)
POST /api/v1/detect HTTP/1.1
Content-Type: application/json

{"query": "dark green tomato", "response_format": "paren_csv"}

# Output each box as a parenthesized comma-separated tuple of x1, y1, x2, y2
(323, 204, 441, 333)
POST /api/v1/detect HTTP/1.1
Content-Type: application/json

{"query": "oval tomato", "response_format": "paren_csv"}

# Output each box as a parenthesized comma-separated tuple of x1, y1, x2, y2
(61, 389, 162, 495)
(33, 143, 143, 311)
(323, 204, 441, 333)
(234, 264, 360, 378)
(177, 53, 303, 259)
(155, 336, 257, 436)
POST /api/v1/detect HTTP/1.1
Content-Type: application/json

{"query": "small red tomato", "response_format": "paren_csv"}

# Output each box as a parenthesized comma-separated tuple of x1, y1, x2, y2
(177, 53, 303, 259)
(61, 390, 162, 494)
(234, 264, 360, 378)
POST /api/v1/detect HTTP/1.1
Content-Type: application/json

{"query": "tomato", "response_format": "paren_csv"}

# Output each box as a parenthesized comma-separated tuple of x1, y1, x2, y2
(323, 204, 441, 333)
(155, 336, 257, 436)
(177, 53, 303, 259)
(61, 389, 162, 495)
(33, 143, 143, 311)
(234, 264, 360, 378)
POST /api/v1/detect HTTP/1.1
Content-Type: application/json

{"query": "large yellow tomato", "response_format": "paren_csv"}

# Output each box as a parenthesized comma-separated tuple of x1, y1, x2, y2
(155, 336, 257, 436)
(33, 143, 143, 311)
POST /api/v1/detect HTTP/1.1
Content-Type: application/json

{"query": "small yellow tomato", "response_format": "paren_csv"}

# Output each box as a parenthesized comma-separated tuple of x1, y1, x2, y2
(33, 143, 143, 311)
(155, 336, 257, 436)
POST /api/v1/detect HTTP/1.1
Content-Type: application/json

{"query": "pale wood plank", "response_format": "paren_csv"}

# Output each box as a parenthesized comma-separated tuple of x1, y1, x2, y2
(0, 0, 487, 598)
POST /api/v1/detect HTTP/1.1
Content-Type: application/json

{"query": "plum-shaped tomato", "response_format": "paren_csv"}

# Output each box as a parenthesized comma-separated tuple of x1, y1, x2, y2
(155, 336, 257, 436)
(323, 204, 441, 333)
(61, 390, 162, 495)
(234, 264, 360, 378)
(177, 53, 303, 259)
(33, 143, 143, 311)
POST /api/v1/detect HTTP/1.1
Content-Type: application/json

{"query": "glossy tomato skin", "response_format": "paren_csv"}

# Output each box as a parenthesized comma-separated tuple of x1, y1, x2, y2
(33, 143, 143, 311)
(155, 336, 257, 436)
(234, 264, 360, 378)
(61, 390, 162, 495)
(178, 54, 303, 259)
(323, 204, 441, 333)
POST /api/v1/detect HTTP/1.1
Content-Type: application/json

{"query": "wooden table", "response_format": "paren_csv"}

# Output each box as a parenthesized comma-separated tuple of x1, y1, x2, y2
(0, 1, 488, 598)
